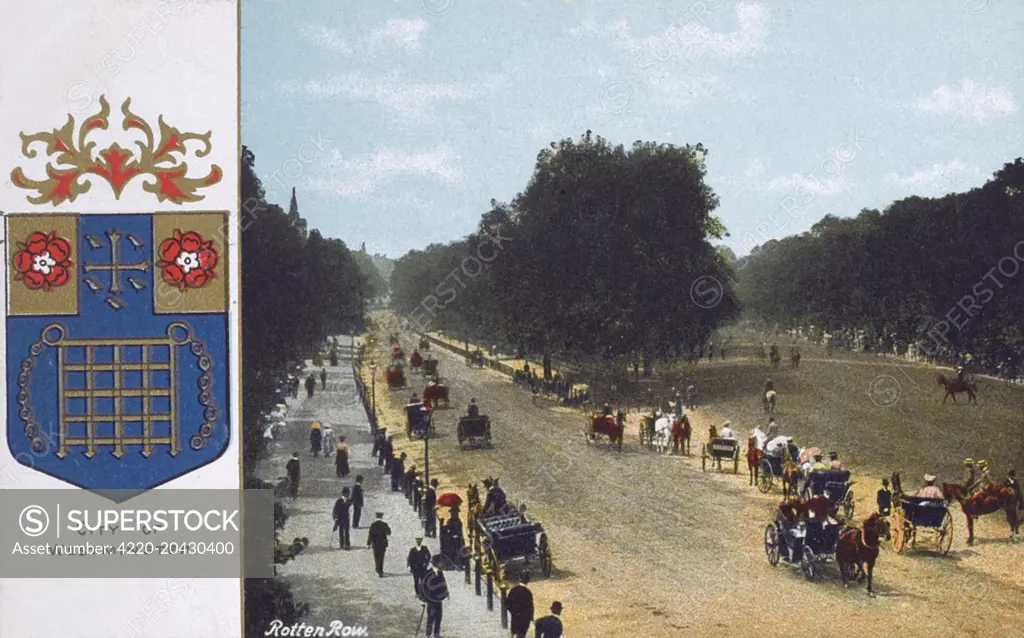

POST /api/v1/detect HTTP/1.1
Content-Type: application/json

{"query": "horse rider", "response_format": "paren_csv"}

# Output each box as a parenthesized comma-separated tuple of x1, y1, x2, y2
(970, 460, 992, 494)
(751, 423, 768, 451)
(467, 398, 480, 419)
(719, 421, 736, 440)
(962, 458, 976, 487)
(482, 479, 508, 517)
(785, 437, 800, 463)
(602, 402, 613, 417)
(956, 365, 966, 384)
(914, 474, 944, 499)
(828, 452, 842, 470)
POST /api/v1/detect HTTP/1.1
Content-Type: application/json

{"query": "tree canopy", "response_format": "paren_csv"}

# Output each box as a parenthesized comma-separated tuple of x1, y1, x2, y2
(390, 132, 739, 361)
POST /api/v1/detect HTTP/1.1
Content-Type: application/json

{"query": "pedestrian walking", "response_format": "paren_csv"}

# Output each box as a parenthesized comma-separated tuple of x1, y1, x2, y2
(335, 436, 350, 477)
(412, 472, 424, 511)
(320, 367, 327, 390)
(407, 537, 431, 597)
(404, 464, 417, 501)
(332, 488, 351, 549)
(285, 452, 300, 500)
(372, 427, 387, 459)
(507, 573, 534, 638)
(382, 436, 395, 472)
(309, 421, 323, 457)
(534, 602, 563, 638)
(322, 424, 336, 455)
(291, 377, 300, 399)
(351, 475, 364, 528)
(366, 512, 391, 578)
(305, 374, 316, 398)
(420, 556, 449, 638)
(423, 478, 438, 538)
(391, 452, 406, 492)
(440, 506, 464, 569)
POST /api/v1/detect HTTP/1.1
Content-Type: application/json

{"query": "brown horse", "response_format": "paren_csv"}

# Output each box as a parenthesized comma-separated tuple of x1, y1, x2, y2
(944, 482, 1020, 544)
(938, 374, 977, 404)
(837, 513, 890, 595)
(672, 415, 692, 455)
(747, 437, 765, 486)
(781, 454, 803, 501)
(423, 383, 449, 408)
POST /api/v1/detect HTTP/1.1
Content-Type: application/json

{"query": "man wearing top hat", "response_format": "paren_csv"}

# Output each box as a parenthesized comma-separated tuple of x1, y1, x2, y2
(351, 475, 365, 528)
(507, 572, 535, 638)
(423, 478, 439, 538)
(332, 487, 352, 550)
(367, 512, 392, 577)
(533, 602, 564, 638)
(407, 537, 431, 597)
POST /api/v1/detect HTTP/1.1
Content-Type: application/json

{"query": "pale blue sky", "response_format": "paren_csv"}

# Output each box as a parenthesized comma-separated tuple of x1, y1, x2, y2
(242, 0, 1023, 258)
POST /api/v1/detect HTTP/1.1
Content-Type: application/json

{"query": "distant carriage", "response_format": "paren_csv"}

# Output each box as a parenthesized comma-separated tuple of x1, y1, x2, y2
(405, 404, 435, 440)
(465, 350, 485, 367)
(803, 469, 855, 521)
(419, 337, 430, 351)
(422, 358, 439, 377)
(457, 415, 492, 449)
(386, 364, 407, 390)
(423, 382, 450, 408)
(410, 350, 423, 372)
(701, 437, 740, 473)
(475, 510, 553, 579)
(391, 345, 405, 362)
(585, 413, 623, 451)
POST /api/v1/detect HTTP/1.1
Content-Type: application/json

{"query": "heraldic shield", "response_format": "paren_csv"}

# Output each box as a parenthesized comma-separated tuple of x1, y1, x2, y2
(6, 212, 230, 496)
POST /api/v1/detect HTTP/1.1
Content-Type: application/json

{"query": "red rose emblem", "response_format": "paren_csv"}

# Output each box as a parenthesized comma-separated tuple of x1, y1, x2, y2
(157, 229, 218, 290)
(13, 231, 74, 291)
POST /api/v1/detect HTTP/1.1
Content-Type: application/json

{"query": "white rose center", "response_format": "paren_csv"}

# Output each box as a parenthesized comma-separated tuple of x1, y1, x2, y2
(33, 252, 56, 275)
(176, 251, 200, 273)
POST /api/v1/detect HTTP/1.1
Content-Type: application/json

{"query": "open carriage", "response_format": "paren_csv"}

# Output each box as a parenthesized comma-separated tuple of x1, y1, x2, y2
(758, 448, 801, 496)
(421, 357, 439, 377)
(584, 413, 623, 451)
(803, 469, 855, 521)
(457, 415, 492, 449)
(764, 496, 843, 580)
(390, 345, 405, 363)
(702, 437, 740, 473)
(385, 364, 406, 389)
(410, 350, 423, 372)
(475, 510, 553, 578)
(891, 496, 953, 555)
(405, 403, 435, 440)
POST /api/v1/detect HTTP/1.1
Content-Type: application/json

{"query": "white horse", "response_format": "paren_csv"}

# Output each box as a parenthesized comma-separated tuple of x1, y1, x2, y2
(763, 390, 777, 413)
(653, 415, 673, 454)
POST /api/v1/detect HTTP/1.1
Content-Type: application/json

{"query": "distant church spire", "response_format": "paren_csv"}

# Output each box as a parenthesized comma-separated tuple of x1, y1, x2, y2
(288, 187, 299, 219)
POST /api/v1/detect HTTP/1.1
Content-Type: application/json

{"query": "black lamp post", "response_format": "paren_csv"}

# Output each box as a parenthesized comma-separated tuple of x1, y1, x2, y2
(369, 363, 377, 428)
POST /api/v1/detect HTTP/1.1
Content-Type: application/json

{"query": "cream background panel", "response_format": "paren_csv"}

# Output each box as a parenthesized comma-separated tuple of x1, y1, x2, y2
(0, 1, 240, 637)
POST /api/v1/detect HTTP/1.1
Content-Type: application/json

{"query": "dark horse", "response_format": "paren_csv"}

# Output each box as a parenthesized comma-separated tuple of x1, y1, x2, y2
(837, 513, 890, 595)
(944, 482, 1020, 544)
(938, 374, 977, 404)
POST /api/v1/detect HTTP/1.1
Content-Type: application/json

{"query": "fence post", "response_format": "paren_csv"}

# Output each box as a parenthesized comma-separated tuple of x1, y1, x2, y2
(500, 586, 508, 628)
(474, 557, 482, 596)
(486, 572, 494, 611)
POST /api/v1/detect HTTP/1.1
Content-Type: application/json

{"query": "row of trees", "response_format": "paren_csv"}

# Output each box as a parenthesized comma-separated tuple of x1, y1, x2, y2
(738, 159, 1024, 365)
(391, 132, 740, 368)
(241, 146, 370, 637)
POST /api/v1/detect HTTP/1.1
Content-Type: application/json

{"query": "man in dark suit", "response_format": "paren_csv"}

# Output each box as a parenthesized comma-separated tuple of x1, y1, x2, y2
(507, 573, 534, 638)
(382, 436, 395, 473)
(420, 555, 449, 638)
(366, 512, 391, 577)
(404, 464, 418, 502)
(372, 427, 387, 460)
(332, 487, 351, 549)
(406, 537, 431, 597)
(411, 472, 424, 511)
(391, 452, 407, 492)
(285, 453, 300, 500)
(534, 601, 563, 638)
(351, 475, 364, 528)
(423, 478, 438, 538)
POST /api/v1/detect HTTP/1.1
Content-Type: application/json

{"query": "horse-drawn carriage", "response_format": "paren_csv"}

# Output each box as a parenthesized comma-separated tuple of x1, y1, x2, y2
(386, 364, 406, 389)
(405, 403, 435, 440)
(465, 349, 485, 367)
(475, 510, 553, 578)
(410, 350, 423, 372)
(764, 496, 843, 580)
(391, 345, 405, 362)
(418, 337, 430, 351)
(803, 469, 855, 521)
(889, 496, 954, 554)
(584, 413, 623, 451)
(422, 382, 450, 408)
(640, 414, 691, 454)
(702, 437, 740, 473)
(457, 415, 492, 449)
(421, 357, 439, 377)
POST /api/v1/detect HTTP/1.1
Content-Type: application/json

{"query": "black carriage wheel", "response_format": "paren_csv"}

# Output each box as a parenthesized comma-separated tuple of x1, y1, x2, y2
(758, 461, 773, 493)
(733, 452, 740, 474)
(764, 525, 780, 566)
(939, 510, 954, 555)
(801, 547, 817, 580)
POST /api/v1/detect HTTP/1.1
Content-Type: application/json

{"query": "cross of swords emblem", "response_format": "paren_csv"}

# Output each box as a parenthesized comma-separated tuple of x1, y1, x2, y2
(82, 230, 150, 309)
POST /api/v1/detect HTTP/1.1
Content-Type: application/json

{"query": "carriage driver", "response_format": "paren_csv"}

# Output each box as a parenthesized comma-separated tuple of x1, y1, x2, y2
(482, 479, 508, 517)
(719, 421, 736, 440)
(467, 398, 480, 418)
(602, 402, 613, 417)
